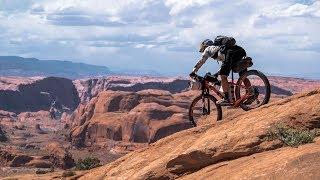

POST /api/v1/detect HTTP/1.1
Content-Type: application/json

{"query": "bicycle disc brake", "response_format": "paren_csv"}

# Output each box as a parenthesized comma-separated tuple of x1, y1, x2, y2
(244, 87, 260, 105)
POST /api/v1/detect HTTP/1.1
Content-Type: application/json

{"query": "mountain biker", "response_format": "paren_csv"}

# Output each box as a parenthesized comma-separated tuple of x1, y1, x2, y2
(190, 38, 248, 105)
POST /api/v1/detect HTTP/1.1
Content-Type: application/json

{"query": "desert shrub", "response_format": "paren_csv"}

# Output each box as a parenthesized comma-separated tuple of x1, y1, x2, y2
(35, 169, 49, 174)
(76, 157, 101, 170)
(35, 167, 54, 174)
(264, 124, 319, 147)
(62, 170, 76, 177)
(0, 127, 8, 142)
(0, 134, 8, 142)
(311, 128, 320, 136)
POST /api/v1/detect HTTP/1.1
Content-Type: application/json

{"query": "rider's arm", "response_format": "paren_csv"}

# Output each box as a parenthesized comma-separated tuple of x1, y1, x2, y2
(192, 55, 209, 73)
(192, 46, 220, 73)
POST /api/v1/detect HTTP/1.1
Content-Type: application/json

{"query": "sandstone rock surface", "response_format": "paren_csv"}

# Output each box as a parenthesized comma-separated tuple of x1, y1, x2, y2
(79, 89, 320, 179)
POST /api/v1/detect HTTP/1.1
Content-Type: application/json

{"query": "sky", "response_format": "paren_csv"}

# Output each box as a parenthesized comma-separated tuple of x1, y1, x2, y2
(0, 0, 319, 78)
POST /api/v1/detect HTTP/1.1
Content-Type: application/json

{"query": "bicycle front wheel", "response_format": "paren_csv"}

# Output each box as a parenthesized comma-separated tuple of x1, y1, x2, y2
(189, 94, 222, 127)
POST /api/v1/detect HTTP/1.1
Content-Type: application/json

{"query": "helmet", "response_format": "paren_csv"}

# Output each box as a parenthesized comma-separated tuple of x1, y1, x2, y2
(199, 39, 214, 53)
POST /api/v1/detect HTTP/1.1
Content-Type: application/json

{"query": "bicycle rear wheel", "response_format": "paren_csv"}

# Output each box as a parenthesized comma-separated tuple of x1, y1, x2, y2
(189, 94, 222, 127)
(235, 70, 271, 111)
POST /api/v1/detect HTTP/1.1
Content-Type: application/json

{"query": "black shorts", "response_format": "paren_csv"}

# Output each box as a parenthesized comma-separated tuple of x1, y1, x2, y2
(219, 45, 246, 76)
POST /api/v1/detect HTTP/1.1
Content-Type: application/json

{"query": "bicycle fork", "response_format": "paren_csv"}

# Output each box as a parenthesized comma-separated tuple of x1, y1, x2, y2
(202, 96, 210, 115)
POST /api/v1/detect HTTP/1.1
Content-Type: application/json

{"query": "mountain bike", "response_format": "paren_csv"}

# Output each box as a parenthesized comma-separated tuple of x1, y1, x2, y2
(188, 70, 271, 127)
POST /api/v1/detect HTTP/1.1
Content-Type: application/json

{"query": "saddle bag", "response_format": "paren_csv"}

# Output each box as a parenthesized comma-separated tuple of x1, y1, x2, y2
(232, 57, 253, 73)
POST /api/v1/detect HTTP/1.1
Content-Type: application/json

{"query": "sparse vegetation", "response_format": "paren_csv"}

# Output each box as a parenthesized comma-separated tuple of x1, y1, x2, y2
(62, 170, 76, 177)
(76, 157, 101, 170)
(35, 169, 49, 174)
(0, 127, 8, 142)
(0, 134, 8, 142)
(35, 167, 54, 174)
(264, 123, 320, 147)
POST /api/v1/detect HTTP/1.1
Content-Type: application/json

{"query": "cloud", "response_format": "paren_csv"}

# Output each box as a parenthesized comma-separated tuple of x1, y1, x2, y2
(0, 0, 319, 78)
(261, 1, 320, 18)
(45, 14, 125, 26)
(29, 0, 171, 26)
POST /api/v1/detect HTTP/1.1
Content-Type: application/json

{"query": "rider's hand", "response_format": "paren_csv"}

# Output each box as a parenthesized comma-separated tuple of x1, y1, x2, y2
(189, 72, 196, 77)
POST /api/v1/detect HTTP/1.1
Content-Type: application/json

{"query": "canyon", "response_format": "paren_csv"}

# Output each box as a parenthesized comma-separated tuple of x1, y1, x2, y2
(0, 75, 320, 178)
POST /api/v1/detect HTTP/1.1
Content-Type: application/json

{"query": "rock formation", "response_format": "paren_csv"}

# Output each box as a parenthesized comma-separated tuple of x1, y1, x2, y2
(73, 76, 189, 102)
(68, 90, 193, 148)
(44, 143, 75, 169)
(1, 76, 320, 179)
(79, 88, 320, 179)
(0, 77, 80, 113)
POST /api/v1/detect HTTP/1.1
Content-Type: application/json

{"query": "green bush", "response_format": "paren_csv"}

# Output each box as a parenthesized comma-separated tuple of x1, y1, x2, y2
(264, 124, 319, 147)
(76, 157, 101, 170)
(62, 171, 76, 177)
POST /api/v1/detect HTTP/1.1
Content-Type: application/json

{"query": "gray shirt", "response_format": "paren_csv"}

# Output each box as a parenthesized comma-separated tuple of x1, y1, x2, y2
(192, 46, 225, 73)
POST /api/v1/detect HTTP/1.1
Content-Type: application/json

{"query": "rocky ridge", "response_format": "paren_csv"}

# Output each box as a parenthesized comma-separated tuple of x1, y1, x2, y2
(0, 77, 80, 113)
(73, 76, 189, 102)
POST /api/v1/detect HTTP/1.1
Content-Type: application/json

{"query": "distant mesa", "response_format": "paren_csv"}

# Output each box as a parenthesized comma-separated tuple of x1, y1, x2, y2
(0, 77, 80, 113)
(0, 56, 111, 79)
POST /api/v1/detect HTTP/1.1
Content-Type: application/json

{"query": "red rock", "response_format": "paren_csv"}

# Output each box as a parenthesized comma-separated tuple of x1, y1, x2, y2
(69, 90, 192, 148)
(80, 88, 320, 179)
(0, 77, 80, 113)
(73, 76, 189, 103)
(26, 159, 53, 168)
(0, 150, 15, 166)
(44, 143, 75, 169)
(9, 155, 34, 167)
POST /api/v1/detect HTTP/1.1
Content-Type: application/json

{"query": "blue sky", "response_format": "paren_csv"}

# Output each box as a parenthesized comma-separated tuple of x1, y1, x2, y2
(0, 0, 319, 78)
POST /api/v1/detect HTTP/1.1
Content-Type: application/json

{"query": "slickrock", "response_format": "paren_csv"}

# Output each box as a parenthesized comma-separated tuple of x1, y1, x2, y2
(80, 89, 320, 179)
(181, 138, 320, 180)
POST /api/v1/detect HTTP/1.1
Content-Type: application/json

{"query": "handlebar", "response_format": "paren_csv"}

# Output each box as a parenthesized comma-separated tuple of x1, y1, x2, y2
(190, 72, 220, 85)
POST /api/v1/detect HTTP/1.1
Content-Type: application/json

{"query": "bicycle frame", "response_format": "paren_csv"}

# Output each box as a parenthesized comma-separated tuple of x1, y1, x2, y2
(201, 71, 251, 108)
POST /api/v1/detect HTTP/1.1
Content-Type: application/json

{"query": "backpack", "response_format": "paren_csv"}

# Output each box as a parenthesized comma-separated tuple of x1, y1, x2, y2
(213, 36, 236, 47)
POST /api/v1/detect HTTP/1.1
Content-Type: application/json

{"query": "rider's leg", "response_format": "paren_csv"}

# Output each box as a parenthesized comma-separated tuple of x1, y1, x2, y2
(220, 75, 230, 99)
(217, 51, 233, 105)
(240, 69, 251, 89)
(239, 69, 256, 105)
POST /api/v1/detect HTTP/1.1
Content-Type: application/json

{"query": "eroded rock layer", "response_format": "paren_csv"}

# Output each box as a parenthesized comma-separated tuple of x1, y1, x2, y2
(68, 90, 194, 147)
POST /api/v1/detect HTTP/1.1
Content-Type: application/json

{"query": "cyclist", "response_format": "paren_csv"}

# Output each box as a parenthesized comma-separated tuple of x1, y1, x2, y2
(190, 38, 248, 105)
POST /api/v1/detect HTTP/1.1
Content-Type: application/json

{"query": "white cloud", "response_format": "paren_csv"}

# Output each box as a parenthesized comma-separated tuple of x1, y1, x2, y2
(164, 0, 218, 15)
(261, 1, 320, 18)
(0, 0, 319, 77)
